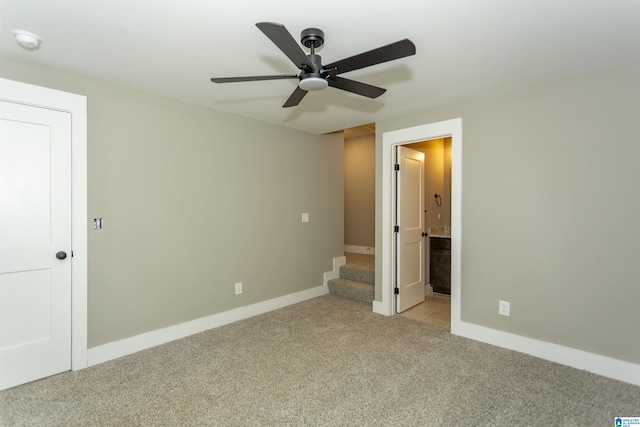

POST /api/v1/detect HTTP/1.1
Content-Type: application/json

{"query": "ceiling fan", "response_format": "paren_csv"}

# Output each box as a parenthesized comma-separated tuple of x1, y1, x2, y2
(210, 22, 416, 108)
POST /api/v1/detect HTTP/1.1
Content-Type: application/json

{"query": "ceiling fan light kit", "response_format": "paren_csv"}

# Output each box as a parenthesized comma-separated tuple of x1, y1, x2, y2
(211, 22, 416, 107)
(299, 76, 328, 91)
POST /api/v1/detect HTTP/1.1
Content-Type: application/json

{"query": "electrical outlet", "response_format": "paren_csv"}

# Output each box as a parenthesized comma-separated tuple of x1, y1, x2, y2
(235, 282, 242, 295)
(301, 213, 309, 223)
(499, 300, 510, 316)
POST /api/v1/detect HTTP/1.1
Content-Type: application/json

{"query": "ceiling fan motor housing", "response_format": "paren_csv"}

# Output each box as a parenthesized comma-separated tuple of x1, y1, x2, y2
(299, 53, 328, 91)
(307, 53, 323, 73)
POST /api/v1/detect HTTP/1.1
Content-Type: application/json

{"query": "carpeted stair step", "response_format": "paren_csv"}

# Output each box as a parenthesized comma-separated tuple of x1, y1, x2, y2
(327, 278, 374, 304)
(339, 265, 375, 285)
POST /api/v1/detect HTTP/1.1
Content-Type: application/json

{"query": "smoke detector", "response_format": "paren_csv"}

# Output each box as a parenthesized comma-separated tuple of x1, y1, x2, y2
(12, 30, 41, 49)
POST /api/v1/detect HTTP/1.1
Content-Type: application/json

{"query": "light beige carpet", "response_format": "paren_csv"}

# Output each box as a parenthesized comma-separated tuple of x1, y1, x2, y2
(344, 252, 374, 271)
(1, 295, 638, 426)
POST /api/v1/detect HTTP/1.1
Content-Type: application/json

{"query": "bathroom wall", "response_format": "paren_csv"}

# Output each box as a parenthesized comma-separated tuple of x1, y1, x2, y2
(407, 138, 452, 230)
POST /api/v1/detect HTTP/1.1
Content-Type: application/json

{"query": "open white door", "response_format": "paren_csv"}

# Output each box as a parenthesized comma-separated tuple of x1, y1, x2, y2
(0, 100, 72, 390)
(395, 146, 425, 313)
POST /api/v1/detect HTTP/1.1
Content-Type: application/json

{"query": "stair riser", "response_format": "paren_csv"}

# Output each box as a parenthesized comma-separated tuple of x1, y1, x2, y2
(339, 265, 374, 285)
(328, 279, 374, 304)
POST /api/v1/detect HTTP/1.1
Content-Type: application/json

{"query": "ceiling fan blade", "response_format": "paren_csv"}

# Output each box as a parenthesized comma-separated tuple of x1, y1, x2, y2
(256, 22, 315, 71)
(211, 75, 298, 83)
(283, 86, 308, 108)
(327, 75, 386, 99)
(324, 39, 416, 75)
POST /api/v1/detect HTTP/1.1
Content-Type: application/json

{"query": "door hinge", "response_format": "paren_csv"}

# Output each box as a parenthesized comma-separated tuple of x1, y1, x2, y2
(394, 164, 400, 171)
(394, 287, 399, 295)
(394, 225, 399, 233)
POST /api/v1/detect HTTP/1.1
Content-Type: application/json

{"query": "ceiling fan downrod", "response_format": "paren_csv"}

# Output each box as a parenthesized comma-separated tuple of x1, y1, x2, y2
(299, 28, 327, 91)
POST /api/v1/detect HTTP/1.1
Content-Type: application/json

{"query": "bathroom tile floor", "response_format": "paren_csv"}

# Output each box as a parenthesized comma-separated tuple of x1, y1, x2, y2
(400, 293, 451, 330)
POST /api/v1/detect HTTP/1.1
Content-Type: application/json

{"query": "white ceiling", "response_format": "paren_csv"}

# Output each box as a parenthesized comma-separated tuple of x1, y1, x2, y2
(1, 1, 638, 135)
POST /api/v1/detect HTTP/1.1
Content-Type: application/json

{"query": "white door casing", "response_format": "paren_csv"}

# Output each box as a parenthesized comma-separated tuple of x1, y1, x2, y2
(0, 78, 88, 388)
(395, 146, 425, 313)
(375, 118, 462, 334)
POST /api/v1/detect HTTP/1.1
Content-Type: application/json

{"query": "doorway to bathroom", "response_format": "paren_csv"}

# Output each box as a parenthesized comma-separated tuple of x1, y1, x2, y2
(397, 137, 452, 327)
(375, 118, 462, 335)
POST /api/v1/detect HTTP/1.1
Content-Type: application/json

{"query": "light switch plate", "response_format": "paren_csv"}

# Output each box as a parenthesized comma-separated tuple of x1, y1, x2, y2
(301, 213, 309, 223)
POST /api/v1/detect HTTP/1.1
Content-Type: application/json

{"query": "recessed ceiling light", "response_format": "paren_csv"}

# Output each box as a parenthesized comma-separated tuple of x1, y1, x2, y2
(12, 29, 41, 49)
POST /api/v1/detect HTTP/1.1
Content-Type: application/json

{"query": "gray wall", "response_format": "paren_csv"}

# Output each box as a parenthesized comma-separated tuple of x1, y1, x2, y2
(344, 134, 375, 248)
(377, 60, 640, 364)
(1, 56, 344, 348)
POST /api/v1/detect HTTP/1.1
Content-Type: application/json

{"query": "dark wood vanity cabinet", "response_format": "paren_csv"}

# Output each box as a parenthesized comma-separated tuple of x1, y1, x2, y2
(429, 237, 451, 295)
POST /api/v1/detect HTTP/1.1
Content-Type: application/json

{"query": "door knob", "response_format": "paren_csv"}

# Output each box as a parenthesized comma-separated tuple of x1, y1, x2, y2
(56, 251, 67, 260)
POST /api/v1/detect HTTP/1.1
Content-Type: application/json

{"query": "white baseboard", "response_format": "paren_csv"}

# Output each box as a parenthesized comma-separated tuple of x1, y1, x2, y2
(372, 300, 387, 315)
(453, 320, 640, 386)
(88, 276, 639, 387)
(323, 255, 346, 286)
(88, 285, 328, 367)
(344, 245, 375, 255)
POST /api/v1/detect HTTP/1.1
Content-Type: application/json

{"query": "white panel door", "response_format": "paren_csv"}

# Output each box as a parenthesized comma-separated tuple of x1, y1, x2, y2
(396, 146, 425, 313)
(0, 100, 72, 390)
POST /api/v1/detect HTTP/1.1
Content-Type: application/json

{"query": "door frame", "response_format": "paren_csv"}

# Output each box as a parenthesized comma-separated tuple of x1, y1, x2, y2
(374, 118, 462, 334)
(0, 78, 88, 370)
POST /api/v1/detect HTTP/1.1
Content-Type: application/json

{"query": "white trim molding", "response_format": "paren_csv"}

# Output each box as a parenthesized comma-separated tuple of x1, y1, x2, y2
(0, 78, 88, 371)
(88, 285, 328, 366)
(456, 321, 640, 386)
(377, 118, 462, 324)
(323, 255, 346, 286)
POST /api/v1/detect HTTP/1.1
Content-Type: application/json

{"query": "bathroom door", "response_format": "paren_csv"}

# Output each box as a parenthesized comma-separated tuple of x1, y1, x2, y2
(395, 146, 425, 312)
(0, 100, 73, 390)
